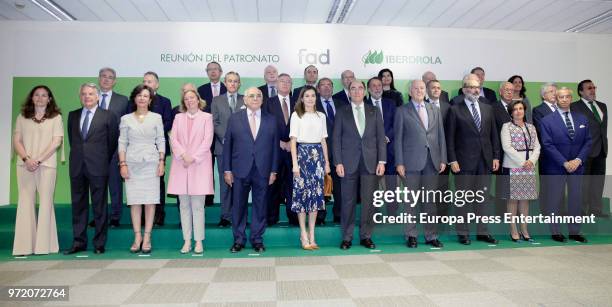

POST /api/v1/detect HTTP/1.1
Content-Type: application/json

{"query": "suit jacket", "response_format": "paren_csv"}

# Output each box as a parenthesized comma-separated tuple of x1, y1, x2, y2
(105, 92, 129, 122)
(222, 109, 280, 178)
(384, 90, 404, 107)
(533, 102, 555, 134)
(167, 111, 214, 195)
(332, 89, 351, 106)
(456, 87, 497, 104)
(211, 93, 245, 156)
(571, 99, 608, 157)
(150, 94, 173, 156)
(446, 98, 500, 171)
(67, 107, 118, 177)
(366, 97, 397, 173)
(332, 103, 386, 174)
(316, 98, 338, 161)
(394, 102, 447, 172)
(427, 96, 451, 124)
(264, 96, 295, 142)
(198, 82, 227, 113)
(258, 84, 276, 102)
(539, 111, 592, 175)
(492, 100, 512, 137)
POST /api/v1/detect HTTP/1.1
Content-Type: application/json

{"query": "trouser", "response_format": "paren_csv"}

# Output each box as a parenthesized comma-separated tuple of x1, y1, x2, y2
(178, 195, 205, 241)
(582, 150, 606, 214)
(454, 158, 492, 236)
(402, 152, 439, 241)
(70, 163, 109, 249)
(232, 164, 269, 246)
(340, 158, 378, 242)
(216, 155, 232, 221)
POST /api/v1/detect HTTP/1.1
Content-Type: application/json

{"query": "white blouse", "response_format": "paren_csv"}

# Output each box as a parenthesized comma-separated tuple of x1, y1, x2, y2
(289, 111, 328, 143)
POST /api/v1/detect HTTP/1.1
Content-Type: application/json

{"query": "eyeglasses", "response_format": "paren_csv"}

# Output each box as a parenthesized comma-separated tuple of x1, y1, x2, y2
(247, 94, 263, 99)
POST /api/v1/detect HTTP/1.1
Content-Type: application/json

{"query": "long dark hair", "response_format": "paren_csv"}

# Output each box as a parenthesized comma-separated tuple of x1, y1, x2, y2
(21, 85, 61, 119)
(378, 68, 397, 91)
(295, 85, 319, 118)
(130, 84, 154, 112)
(508, 75, 526, 98)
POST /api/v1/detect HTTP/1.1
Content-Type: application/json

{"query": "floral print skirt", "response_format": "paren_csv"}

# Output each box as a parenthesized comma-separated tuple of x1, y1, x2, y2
(291, 143, 325, 213)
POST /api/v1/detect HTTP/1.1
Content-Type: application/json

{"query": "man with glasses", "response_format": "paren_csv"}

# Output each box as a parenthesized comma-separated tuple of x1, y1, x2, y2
(333, 80, 386, 250)
(571, 80, 608, 218)
(223, 87, 279, 253)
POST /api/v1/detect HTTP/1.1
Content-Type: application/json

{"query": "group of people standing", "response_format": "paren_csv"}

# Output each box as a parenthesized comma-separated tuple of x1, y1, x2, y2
(11, 62, 606, 256)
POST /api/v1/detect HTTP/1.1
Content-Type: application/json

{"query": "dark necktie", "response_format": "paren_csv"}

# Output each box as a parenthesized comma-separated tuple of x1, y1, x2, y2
(282, 97, 289, 125)
(100, 93, 107, 110)
(470, 103, 481, 131)
(230, 94, 236, 111)
(270, 86, 277, 97)
(81, 110, 91, 139)
(589, 101, 601, 123)
(564, 111, 575, 139)
(325, 100, 335, 123)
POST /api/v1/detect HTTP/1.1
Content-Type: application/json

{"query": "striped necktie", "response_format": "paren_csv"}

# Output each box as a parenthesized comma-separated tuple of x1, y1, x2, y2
(564, 111, 575, 139)
(470, 102, 481, 131)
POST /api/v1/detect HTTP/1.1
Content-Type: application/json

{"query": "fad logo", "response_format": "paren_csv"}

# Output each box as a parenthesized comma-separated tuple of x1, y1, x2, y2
(298, 49, 330, 65)
(362, 50, 384, 66)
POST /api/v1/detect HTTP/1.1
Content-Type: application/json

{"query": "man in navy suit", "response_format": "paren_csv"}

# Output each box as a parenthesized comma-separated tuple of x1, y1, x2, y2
(94, 67, 128, 228)
(332, 70, 355, 105)
(264, 73, 297, 225)
(446, 76, 500, 245)
(454, 67, 497, 104)
(539, 87, 592, 243)
(316, 78, 341, 223)
(223, 87, 279, 253)
(143, 71, 173, 226)
(366, 77, 398, 216)
(292, 65, 318, 98)
(533, 82, 558, 214)
(571, 80, 608, 217)
(258, 65, 278, 102)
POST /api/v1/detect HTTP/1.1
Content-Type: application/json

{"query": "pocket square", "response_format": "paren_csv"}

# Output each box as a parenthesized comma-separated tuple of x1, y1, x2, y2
(240, 105, 246, 109)
(579, 124, 586, 128)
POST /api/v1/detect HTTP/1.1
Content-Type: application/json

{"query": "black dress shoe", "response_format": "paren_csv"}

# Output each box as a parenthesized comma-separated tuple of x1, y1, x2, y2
(458, 235, 471, 245)
(477, 234, 499, 244)
(88, 220, 95, 228)
(217, 219, 231, 228)
(340, 240, 352, 250)
(109, 219, 120, 228)
(333, 217, 341, 223)
(406, 237, 418, 248)
(230, 243, 244, 253)
(360, 238, 376, 249)
(425, 239, 443, 248)
(551, 234, 567, 243)
(253, 243, 266, 253)
(569, 234, 588, 243)
(63, 246, 86, 255)
(315, 220, 326, 226)
(94, 247, 105, 254)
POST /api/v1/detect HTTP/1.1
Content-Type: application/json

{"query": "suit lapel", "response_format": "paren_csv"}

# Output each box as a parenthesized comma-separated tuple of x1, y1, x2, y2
(85, 109, 100, 140)
(459, 103, 480, 134)
(408, 104, 426, 131)
(554, 111, 571, 139)
(425, 103, 435, 132)
(240, 111, 255, 142)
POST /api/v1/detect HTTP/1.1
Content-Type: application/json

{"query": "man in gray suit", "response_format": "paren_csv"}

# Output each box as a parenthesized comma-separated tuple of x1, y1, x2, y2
(93, 67, 128, 228)
(333, 80, 386, 250)
(212, 71, 244, 227)
(395, 80, 447, 248)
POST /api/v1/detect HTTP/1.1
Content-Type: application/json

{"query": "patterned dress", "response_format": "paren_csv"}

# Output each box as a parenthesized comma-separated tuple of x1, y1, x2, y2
(503, 123, 539, 200)
(291, 143, 326, 213)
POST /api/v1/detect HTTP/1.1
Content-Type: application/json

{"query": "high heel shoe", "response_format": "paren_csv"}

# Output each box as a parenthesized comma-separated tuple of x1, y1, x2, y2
(194, 242, 204, 254)
(310, 242, 320, 250)
(520, 233, 535, 243)
(142, 232, 152, 254)
(510, 234, 521, 243)
(300, 236, 313, 250)
(180, 241, 191, 254)
(130, 231, 142, 253)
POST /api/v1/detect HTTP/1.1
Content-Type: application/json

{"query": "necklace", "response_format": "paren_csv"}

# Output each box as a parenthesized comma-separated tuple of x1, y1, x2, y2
(32, 115, 46, 124)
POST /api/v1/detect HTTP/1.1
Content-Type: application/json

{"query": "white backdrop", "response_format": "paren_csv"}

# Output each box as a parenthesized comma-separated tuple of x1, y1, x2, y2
(1, 21, 611, 204)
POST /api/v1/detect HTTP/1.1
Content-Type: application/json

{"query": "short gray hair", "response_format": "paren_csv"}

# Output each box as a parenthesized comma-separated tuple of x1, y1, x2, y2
(80, 82, 99, 93)
(540, 82, 557, 98)
(98, 67, 116, 78)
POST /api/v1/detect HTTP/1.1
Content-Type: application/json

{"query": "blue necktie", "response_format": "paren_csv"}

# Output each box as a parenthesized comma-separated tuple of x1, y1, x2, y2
(564, 111, 575, 139)
(325, 100, 335, 123)
(100, 93, 107, 110)
(81, 110, 91, 140)
(470, 103, 481, 131)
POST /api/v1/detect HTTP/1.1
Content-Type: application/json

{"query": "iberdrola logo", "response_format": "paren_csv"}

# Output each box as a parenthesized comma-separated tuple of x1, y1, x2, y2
(362, 50, 384, 66)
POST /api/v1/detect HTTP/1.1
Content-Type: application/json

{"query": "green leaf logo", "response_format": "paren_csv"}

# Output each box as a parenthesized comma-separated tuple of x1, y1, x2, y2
(362, 50, 384, 66)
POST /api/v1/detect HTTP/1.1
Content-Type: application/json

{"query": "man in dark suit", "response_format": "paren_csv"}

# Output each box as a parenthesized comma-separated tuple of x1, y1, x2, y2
(540, 87, 592, 243)
(198, 62, 226, 208)
(223, 87, 279, 253)
(571, 80, 608, 217)
(143, 71, 173, 226)
(264, 73, 297, 225)
(491, 82, 514, 216)
(93, 67, 129, 229)
(426, 80, 452, 220)
(332, 70, 355, 105)
(366, 77, 398, 216)
(533, 82, 559, 214)
(455, 67, 497, 104)
(395, 80, 447, 248)
(422, 71, 450, 103)
(212, 72, 244, 227)
(65, 83, 118, 255)
(333, 80, 386, 250)
(292, 65, 318, 98)
(316, 78, 341, 224)
(446, 76, 500, 245)
(258, 65, 278, 102)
